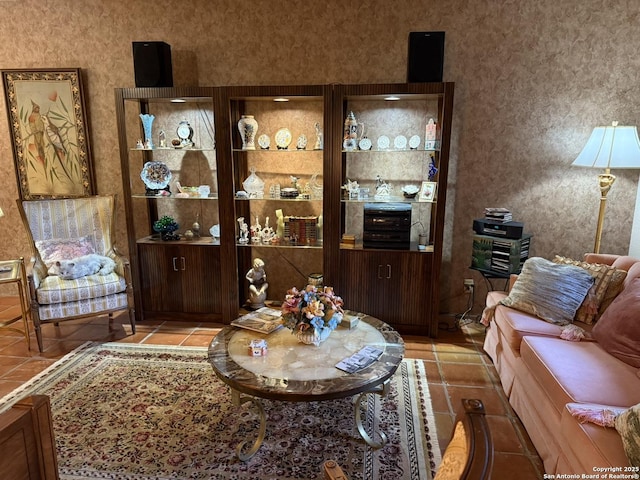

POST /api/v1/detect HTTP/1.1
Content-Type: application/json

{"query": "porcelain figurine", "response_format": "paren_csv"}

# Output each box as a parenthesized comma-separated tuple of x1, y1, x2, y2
(246, 257, 268, 309)
(314, 122, 323, 150)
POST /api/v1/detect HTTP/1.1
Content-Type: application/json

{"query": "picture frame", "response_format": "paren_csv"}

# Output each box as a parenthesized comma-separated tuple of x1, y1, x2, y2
(2, 68, 95, 199)
(419, 181, 437, 202)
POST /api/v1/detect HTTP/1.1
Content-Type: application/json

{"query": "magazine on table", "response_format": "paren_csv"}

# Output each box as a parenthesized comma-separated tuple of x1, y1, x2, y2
(231, 307, 284, 334)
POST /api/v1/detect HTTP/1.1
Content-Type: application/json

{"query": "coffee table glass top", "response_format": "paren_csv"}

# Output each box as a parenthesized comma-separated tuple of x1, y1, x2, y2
(208, 313, 404, 401)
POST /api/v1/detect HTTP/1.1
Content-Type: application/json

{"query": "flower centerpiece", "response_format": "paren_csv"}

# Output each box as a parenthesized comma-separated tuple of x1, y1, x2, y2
(282, 285, 344, 346)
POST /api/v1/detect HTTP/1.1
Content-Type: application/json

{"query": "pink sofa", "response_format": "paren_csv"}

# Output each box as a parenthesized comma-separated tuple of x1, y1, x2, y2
(482, 253, 640, 474)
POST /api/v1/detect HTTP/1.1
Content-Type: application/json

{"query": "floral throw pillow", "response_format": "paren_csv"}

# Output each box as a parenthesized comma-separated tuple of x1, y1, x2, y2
(35, 236, 96, 267)
(553, 256, 627, 324)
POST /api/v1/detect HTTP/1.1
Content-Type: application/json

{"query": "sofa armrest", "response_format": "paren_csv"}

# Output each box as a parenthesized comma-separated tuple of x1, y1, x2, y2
(583, 253, 619, 266)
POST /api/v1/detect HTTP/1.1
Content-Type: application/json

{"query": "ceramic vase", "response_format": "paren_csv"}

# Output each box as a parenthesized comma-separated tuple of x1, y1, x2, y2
(238, 115, 258, 150)
(139, 114, 155, 149)
(296, 327, 331, 346)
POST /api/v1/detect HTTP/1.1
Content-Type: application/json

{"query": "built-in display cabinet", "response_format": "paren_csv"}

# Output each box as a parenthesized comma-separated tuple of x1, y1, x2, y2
(115, 83, 454, 336)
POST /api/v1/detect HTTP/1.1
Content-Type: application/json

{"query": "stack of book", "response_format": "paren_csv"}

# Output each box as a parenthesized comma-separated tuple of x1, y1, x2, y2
(484, 207, 512, 223)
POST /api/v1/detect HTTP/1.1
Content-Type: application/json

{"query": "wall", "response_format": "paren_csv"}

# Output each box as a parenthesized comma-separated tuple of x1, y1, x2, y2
(0, 0, 637, 317)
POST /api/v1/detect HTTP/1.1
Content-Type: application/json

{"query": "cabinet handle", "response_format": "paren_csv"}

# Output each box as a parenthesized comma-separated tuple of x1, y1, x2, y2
(172, 257, 178, 271)
(377, 264, 383, 279)
(181, 257, 186, 271)
(386, 264, 391, 279)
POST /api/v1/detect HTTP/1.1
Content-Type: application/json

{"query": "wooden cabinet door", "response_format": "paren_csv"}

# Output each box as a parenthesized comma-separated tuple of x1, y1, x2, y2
(339, 250, 432, 334)
(138, 243, 222, 321)
(139, 243, 184, 314)
(179, 244, 222, 314)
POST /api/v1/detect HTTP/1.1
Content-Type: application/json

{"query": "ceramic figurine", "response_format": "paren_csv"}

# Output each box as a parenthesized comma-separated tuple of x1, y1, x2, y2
(158, 130, 166, 148)
(375, 175, 391, 199)
(238, 217, 249, 244)
(314, 122, 323, 150)
(246, 257, 268, 309)
(276, 209, 285, 239)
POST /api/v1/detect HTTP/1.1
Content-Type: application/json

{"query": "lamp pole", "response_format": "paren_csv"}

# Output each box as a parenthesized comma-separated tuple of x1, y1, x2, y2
(594, 169, 615, 254)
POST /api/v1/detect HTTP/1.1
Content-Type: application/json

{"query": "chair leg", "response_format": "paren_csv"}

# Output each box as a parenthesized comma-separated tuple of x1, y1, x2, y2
(35, 325, 44, 353)
(129, 309, 136, 334)
(108, 313, 114, 327)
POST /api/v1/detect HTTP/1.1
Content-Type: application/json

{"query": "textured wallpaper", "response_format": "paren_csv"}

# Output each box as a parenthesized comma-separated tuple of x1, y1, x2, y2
(0, 0, 638, 315)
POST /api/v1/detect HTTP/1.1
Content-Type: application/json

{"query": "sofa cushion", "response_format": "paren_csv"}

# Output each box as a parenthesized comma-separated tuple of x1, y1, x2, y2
(592, 277, 640, 368)
(615, 403, 640, 467)
(520, 336, 640, 414)
(561, 404, 631, 470)
(553, 255, 627, 324)
(499, 257, 594, 325)
(36, 273, 126, 304)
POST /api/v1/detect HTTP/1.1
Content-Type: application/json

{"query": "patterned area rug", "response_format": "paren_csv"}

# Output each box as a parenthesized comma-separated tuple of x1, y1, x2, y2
(0, 342, 441, 479)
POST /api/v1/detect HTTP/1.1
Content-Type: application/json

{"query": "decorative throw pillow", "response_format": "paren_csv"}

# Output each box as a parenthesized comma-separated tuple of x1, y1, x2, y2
(499, 257, 594, 325)
(35, 236, 96, 268)
(553, 256, 627, 324)
(592, 277, 640, 368)
(614, 403, 640, 467)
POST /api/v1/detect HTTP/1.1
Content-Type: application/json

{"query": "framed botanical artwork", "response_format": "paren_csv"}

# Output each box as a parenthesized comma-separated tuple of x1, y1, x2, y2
(2, 68, 95, 199)
(419, 181, 437, 202)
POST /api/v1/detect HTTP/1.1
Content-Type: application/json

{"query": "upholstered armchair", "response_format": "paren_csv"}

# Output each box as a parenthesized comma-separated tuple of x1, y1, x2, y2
(17, 195, 135, 351)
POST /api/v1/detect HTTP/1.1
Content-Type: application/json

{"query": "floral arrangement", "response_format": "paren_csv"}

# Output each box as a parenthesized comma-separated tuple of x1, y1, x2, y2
(153, 216, 180, 241)
(282, 285, 344, 337)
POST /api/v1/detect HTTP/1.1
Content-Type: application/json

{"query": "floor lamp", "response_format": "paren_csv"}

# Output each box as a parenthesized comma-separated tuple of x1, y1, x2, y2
(572, 122, 640, 254)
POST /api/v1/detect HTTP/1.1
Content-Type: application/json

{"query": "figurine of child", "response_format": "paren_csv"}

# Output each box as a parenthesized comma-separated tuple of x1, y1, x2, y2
(246, 257, 268, 308)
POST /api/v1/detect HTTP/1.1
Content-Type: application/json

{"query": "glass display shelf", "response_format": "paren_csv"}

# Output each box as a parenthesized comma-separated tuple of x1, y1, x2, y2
(339, 242, 434, 253)
(342, 147, 440, 154)
(235, 197, 322, 202)
(132, 194, 219, 200)
(341, 197, 434, 204)
(236, 242, 323, 249)
(130, 147, 215, 152)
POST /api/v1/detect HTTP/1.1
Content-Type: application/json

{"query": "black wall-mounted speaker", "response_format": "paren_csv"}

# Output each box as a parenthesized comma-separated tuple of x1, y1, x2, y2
(407, 31, 445, 83)
(132, 41, 173, 87)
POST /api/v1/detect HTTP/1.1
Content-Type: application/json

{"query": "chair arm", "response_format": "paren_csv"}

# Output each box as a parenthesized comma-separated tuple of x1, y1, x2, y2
(106, 246, 130, 279)
(434, 398, 494, 480)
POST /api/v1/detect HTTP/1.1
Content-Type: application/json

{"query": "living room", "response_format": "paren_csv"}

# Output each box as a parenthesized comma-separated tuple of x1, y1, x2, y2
(0, 1, 638, 479)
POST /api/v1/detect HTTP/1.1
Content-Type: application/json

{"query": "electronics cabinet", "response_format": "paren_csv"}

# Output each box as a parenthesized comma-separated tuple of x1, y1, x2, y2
(327, 83, 455, 336)
(115, 87, 227, 322)
(115, 83, 454, 336)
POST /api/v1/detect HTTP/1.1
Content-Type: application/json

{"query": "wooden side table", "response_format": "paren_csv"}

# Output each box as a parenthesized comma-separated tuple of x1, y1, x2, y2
(0, 258, 31, 349)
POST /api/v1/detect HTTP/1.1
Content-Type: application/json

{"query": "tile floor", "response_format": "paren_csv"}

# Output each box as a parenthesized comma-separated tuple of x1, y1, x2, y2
(0, 297, 544, 478)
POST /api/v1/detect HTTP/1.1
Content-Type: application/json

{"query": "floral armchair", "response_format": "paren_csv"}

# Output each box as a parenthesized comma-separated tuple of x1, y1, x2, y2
(17, 195, 135, 351)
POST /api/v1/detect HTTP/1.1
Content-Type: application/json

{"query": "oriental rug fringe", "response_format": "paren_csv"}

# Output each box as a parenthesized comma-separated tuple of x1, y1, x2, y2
(0, 342, 441, 479)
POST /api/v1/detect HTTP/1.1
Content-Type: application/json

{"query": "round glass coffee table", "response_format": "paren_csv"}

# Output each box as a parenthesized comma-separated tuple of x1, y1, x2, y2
(208, 312, 404, 460)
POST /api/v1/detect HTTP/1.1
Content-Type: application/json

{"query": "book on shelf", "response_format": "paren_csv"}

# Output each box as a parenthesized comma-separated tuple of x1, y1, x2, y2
(231, 306, 284, 334)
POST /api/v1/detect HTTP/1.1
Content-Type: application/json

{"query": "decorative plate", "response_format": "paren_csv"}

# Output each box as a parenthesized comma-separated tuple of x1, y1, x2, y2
(394, 135, 407, 150)
(140, 161, 172, 189)
(275, 128, 292, 149)
(358, 137, 372, 151)
(409, 135, 421, 149)
(258, 134, 270, 149)
(377, 135, 390, 150)
(296, 134, 308, 150)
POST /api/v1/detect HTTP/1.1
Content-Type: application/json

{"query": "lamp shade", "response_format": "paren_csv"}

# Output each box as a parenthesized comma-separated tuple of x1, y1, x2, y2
(572, 123, 640, 169)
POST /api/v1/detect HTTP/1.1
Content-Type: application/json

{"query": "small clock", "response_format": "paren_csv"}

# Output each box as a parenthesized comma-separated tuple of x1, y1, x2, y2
(177, 120, 194, 147)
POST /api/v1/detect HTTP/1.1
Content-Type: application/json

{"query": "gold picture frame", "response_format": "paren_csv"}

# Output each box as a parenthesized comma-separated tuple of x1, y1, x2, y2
(419, 181, 437, 202)
(2, 68, 95, 199)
